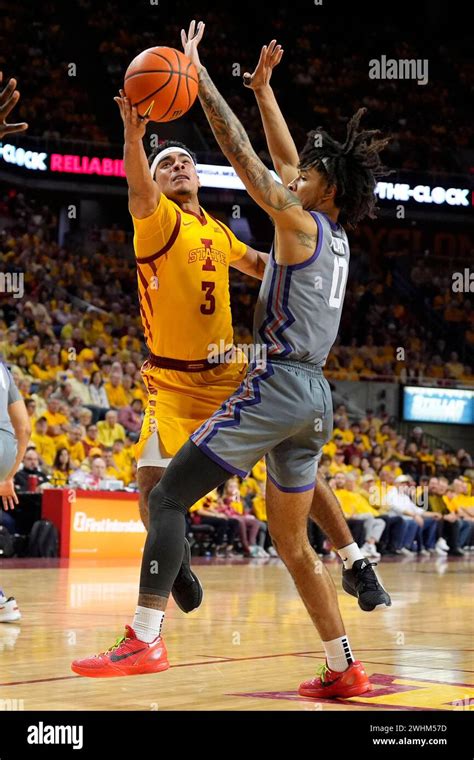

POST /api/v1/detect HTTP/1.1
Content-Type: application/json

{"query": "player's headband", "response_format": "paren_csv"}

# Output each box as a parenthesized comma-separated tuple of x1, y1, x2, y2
(149, 147, 195, 178)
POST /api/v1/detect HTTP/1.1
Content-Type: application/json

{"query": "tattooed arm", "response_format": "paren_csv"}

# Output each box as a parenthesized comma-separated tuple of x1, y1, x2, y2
(181, 20, 317, 265)
(197, 66, 302, 220)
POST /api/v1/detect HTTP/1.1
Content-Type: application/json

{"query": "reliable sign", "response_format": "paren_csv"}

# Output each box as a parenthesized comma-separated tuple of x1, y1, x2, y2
(0, 142, 125, 177)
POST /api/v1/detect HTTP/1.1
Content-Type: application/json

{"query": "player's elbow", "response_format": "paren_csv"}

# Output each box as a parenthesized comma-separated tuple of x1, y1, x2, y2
(16, 421, 32, 441)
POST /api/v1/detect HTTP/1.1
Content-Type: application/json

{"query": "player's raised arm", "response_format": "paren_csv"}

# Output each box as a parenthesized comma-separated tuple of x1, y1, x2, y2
(114, 90, 159, 218)
(243, 41, 299, 186)
(0, 72, 28, 138)
(181, 22, 306, 223)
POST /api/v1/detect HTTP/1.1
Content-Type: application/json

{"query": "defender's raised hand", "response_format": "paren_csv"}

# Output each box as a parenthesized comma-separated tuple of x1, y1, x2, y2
(181, 20, 205, 74)
(243, 40, 284, 91)
(0, 72, 28, 139)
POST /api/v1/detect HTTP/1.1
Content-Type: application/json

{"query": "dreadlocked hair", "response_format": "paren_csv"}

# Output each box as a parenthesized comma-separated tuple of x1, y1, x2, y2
(298, 108, 392, 228)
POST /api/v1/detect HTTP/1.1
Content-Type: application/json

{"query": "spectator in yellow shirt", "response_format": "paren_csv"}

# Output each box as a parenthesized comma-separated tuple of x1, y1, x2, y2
(43, 398, 69, 437)
(65, 426, 86, 469)
(104, 372, 129, 408)
(111, 439, 133, 474)
(30, 417, 57, 467)
(103, 448, 129, 484)
(97, 410, 126, 447)
(329, 450, 350, 476)
(381, 457, 403, 480)
(51, 448, 72, 487)
(445, 479, 474, 516)
(337, 473, 385, 558)
(332, 419, 354, 445)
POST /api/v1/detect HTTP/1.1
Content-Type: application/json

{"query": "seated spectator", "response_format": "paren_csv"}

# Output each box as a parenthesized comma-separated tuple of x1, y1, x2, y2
(216, 478, 261, 557)
(64, 425, 86, 469)
(104, 371, 129, 408)
(331, 472, 367, 549)
(427, 477, 468, 556)
(358, 473, 406, 555)
(329, 449, 350, 476)
(443, 478, 474, 550)
(42, 397, 69, 439)
(30, 416, 56, 467)
(337, 473, 385, 559)
(386, 475, 438, 555)
(88, 370, 110, 417)
(51, 448, 72, 487)
(70, 455, 109, 490)
(111, 438, 133, 478)
(14, 447, 50, 492)
(97, 410, 126, 447)
(82, 423, 102, 456)
(190, 491, 240, 557)
(118, 398, 143, 440)
(102, 447, 129, 484)
(381, 456, 403, 479)
(68, 365, 93, 406)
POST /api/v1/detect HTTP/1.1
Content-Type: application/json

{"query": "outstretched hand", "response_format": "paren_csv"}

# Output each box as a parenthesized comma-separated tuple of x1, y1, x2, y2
(243, 40, 283, 91)
(181, 19, 205, 74)
(0, 72, 28, 139)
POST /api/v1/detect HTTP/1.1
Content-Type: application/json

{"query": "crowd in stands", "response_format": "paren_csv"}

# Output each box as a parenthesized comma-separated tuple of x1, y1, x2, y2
(2, 1, 471, 174)
(0, 1, 108, 144)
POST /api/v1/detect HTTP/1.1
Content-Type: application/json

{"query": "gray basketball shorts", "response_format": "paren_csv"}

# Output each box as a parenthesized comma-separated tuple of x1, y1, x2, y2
(0, 431, 17, 481)
(190, 357, 333, 492)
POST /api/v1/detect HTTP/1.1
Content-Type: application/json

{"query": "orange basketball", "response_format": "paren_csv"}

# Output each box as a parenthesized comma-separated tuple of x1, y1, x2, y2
(124, 47, 198, 123)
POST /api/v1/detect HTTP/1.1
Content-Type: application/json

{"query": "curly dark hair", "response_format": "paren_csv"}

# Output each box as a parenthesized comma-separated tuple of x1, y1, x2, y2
(147, 139, 197, 168)
(298, 108, 392, 228)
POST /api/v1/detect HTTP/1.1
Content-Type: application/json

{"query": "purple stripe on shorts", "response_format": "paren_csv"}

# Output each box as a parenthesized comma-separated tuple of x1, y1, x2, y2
(267, 471, 315, 493)
(197, 442, 249, 478)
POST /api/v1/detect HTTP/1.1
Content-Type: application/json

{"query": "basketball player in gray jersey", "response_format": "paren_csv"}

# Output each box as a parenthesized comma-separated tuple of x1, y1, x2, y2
(73, 23, 390, 698)
(0, 363, 31, 622)
(0, 70, 29, 621)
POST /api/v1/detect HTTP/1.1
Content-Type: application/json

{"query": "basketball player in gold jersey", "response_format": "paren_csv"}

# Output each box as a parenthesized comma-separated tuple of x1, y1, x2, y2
(114, 89, 269, 611)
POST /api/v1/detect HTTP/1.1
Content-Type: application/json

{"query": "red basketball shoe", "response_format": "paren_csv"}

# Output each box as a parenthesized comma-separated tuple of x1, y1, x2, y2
(299, 660, 372, 699)
(71, 625, 169, 678)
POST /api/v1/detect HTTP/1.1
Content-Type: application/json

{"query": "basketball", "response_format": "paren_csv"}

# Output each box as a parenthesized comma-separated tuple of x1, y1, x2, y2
(123, 46, 198, 122)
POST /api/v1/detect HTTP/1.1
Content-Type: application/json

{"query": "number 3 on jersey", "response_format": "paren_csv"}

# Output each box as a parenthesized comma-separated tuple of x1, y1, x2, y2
(201, 281, 216, 315)
(328, 256, 348, 308)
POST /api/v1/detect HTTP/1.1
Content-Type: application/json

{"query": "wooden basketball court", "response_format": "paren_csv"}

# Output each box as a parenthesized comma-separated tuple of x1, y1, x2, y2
(0, 555, 472, 711)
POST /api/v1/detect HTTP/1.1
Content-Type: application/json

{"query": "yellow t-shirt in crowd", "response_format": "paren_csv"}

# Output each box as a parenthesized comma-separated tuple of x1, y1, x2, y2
(30, 433, 57, 467)
(104, 383, 129, 408)
(97, 421, 126, 447)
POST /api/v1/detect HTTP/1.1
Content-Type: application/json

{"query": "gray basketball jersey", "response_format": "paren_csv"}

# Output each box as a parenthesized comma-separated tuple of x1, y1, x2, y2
(254, 211, 349, 367)
(0, 363, 21, 436)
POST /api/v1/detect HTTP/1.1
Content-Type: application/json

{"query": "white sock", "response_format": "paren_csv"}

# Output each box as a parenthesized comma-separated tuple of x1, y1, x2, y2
(338, 541, 365, 569)
(132, 606, 165, 643)
(323, 635, 354, 673)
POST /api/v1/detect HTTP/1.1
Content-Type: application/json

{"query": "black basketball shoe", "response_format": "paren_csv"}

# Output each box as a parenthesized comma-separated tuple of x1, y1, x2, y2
(342, 558, 392, 612)
(171, 538, 204, 613)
